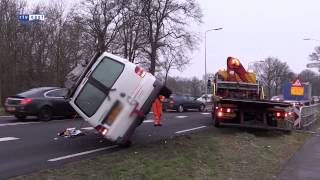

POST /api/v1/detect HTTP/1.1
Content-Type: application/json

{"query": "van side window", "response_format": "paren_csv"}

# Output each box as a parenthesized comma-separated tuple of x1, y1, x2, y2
(91, 57, 124, 88)
(75, 57, 125, 117)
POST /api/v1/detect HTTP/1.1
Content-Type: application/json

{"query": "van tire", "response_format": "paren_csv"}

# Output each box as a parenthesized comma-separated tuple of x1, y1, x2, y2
(119, 140, 132, 148)
(15, 114, 26, 120)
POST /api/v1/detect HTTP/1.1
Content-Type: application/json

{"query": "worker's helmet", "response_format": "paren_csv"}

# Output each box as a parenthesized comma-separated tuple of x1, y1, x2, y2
(159, 95, 165, 102)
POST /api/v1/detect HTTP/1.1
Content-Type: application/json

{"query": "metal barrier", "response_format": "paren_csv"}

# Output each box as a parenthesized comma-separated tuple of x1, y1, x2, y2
(295, 103, 320, 129)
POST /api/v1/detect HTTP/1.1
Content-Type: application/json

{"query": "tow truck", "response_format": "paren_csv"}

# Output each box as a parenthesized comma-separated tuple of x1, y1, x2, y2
(210, 57, 292, 131)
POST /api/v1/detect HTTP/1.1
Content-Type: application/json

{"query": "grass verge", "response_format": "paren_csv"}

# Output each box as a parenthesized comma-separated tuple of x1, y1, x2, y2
(12, 128, 310, 180)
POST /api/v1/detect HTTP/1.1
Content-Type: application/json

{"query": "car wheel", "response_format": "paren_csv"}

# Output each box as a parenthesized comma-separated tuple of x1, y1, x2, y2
(38, 107, 53, 121)
(15, 114, 26, 120)
(199, 104, 205, 112)
(177, 105, 184, 113)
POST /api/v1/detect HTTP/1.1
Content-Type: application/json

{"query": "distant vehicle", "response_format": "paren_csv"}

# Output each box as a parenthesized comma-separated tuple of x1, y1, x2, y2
(163, 94, 206, 112)
(197, 94, 213, 103)
(270, 95, 284, 101)
(67, 52, 170, 146)
(4, 87, 76, 121)
(312, 96, 319, 104)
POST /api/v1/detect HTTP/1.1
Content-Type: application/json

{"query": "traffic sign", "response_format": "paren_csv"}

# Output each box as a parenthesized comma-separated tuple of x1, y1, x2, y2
(306, 62, 320, 68)
(292, 79, 302, 87)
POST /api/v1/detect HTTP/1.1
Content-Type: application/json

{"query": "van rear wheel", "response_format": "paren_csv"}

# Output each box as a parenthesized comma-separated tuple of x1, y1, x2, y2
(15, 114, 26, 120)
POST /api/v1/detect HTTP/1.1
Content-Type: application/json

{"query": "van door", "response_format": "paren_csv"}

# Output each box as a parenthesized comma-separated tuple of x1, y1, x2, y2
(72, 54, 142, 122)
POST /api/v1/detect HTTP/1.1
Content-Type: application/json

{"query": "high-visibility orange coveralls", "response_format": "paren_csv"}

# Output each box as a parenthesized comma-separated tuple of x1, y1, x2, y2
(152, 95, 165, 126)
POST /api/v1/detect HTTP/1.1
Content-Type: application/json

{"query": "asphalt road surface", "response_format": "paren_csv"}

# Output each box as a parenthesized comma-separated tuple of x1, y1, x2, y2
(0, 110, 213, 179)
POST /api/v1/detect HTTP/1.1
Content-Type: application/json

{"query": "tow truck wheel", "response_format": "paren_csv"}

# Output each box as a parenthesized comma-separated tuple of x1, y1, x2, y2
(177, 105, 184, 113)
(213, 116, 220, 127)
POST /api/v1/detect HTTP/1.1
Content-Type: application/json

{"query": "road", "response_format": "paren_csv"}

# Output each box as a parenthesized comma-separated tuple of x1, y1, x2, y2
(0, 111, 213, 179)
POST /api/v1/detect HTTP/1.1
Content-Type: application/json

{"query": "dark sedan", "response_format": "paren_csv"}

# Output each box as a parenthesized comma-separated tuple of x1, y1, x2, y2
(163, 94, 205, 112)
(4, 87, 76, 121)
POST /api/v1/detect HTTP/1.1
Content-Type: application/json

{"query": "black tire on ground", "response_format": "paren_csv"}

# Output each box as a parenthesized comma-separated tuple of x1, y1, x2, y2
(15, 114, 26, 120)
(213, 116, 220, 127)
(177, 105, 184, 113)
(199, 104, 205, 112)
(119, 140, 132, 148)
(38, 107, 53, 121)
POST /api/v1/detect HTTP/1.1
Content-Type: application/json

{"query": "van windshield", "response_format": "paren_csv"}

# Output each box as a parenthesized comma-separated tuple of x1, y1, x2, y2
(75, 57, 124, 117)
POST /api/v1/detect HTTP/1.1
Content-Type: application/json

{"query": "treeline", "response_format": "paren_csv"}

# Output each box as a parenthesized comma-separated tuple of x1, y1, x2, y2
(250, 57, 320, 98)
(0, 0, 202, 104)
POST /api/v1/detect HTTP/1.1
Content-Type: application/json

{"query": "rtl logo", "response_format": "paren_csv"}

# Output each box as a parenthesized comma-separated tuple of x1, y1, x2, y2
(18, 14, 45, 22)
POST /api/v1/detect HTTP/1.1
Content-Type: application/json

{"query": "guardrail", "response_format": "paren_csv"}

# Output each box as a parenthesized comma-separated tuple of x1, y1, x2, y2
(292, 103, 320, 130)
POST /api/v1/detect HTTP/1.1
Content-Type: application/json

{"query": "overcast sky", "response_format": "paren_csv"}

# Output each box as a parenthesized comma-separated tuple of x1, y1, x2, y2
(29, 0, 320, 78)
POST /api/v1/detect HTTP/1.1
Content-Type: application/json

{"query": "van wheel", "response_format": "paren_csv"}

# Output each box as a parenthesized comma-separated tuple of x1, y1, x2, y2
(199, 104, 205, 112)
(177, 105, 184, 113)
(38, 107, 52, 121)
(119, 140, 132, 148)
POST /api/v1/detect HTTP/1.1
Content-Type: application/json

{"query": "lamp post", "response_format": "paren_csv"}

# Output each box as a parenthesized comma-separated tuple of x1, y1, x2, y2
(303, 38, 320, 72)
(205, 27, 223, 95)
(303, 38, 320, 42)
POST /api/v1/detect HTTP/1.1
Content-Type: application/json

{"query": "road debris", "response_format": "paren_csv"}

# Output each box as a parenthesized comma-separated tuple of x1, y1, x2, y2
(58, 128, 85, 138)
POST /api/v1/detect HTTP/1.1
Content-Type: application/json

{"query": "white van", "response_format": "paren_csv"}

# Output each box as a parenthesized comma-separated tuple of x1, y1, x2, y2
(68, 52, 163, 145)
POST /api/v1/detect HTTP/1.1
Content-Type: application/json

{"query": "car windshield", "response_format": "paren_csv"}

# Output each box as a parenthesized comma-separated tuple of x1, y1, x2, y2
(75, 57, 124, 117)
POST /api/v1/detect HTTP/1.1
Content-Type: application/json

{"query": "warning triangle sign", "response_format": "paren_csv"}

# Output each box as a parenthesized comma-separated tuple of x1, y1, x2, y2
(292, 79, 302, 87)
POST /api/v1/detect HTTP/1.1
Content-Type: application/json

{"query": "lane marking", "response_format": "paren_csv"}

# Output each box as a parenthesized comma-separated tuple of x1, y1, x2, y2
(176, 116, 188, 119)
(0, 116, 14, 118)
(0, 122, 41, 127)
(144, 120, 154, 123)
(48, 145, 118, 162)
(81, 127, 94, 130)
(175, 126, 207, 134)
(201, 113, 210, 115)
(0, 137, 20, 142)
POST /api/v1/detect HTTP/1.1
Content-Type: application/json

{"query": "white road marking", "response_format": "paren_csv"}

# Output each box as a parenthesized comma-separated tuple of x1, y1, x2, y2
(0, 137, 20, 142)
(201, 113, 210, 115)
(144, 119, 154, 123)
(0, 116, 14, 118)
(175, 126, 207, 134)
(48, 145, 118, 162)
(81, 127, 94, 130)
(176, 116, 188, 119)
(0, 122, 41, 127)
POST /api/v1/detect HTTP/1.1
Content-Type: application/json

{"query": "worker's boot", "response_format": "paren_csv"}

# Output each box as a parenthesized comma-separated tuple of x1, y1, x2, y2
(154, 117, 162, 126)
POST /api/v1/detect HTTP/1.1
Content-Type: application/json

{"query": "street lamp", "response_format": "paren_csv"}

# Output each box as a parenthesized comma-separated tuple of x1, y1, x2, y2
(303, 38, 320, 42)
(205, 27, 223, 94)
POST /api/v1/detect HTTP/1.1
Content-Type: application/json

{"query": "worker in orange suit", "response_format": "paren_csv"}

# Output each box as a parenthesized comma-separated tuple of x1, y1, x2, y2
(152, 95, 165, 126)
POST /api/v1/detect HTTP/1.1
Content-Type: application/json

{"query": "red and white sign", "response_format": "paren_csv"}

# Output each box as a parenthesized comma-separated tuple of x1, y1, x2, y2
(292, 79, 302, 87)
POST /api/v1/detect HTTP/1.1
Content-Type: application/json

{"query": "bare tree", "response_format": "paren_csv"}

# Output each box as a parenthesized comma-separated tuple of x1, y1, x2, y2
(160, 44, 190, 85)
(74, 0, 124, 54)
(255, 57, 293, 98)
(140, 0, 202, 75)
(299, 69, 320, 95)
